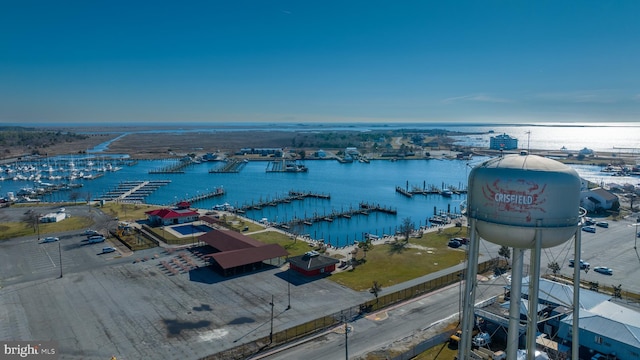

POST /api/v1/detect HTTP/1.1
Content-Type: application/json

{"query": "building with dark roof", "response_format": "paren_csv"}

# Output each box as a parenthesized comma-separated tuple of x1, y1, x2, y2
(288, 251, 340, 276)
(198, 227, 288, 276)
(581, 187, 620, 212)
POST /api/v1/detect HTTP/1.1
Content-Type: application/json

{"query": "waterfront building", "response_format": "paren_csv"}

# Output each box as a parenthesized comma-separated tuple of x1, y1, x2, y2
(489, 133, 518, 150)
(145, 208, 200, 226)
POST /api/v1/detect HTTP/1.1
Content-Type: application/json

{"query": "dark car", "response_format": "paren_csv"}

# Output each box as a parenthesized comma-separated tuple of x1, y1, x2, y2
(595, 221, 609, 228)
(582, 226, 596, 233)
(448, 239, 461, 248)
(569, 259, 590, 270)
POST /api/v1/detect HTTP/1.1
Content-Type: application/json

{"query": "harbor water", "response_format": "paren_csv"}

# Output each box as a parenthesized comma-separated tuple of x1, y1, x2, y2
(2, 122, 639, 247)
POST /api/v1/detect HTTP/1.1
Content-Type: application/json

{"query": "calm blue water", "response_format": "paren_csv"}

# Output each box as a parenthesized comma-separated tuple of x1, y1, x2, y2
(2, 123, 639, 247)
(1, 158, 473, 247)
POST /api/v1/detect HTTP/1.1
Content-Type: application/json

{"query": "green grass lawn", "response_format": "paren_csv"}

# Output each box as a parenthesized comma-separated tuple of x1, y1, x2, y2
(245, 226, 469, 292)
(0, 216, 94, 241)
(250, 231, 317, 256)
(100, 202, 161, 222)
(331, 227, 468, 291)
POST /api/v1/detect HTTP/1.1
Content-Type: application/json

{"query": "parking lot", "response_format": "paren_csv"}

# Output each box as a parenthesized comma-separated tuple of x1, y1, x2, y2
(1, 205, 639, 360)
(0, 206, 369, 360)
(520, 215, 640, 294)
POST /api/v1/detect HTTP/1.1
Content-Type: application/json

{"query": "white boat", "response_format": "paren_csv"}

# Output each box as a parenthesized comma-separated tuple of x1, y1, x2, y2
(441, 189, 453, 197)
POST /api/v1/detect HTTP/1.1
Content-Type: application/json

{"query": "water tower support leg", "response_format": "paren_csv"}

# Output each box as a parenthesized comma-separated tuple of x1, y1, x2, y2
(507, 247, 524, 359)
(459, 217, 480, 360)
(526, 223, 542, 360)
(572, 228, 582, 360)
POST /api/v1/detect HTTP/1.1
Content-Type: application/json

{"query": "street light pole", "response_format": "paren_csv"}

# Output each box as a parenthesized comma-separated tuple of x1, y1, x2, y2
(58, 241, 63, 278)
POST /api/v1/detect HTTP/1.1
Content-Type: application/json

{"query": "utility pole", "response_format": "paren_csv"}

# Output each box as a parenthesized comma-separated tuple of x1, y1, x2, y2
(269, 295, 274, 344)
(344, 316, 349, 360)
(286, 260, 291, 310)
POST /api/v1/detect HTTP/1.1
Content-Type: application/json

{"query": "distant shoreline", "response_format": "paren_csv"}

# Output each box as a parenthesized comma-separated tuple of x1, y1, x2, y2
(1, 125, 637, 166)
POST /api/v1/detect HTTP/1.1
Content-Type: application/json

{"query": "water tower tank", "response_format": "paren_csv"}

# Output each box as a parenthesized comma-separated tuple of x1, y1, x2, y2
(467, 154, 581, 248)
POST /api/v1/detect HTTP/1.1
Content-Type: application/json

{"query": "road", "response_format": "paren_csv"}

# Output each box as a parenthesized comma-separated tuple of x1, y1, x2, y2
(255, 214, 640, 359)
(255, 276, 507, 360)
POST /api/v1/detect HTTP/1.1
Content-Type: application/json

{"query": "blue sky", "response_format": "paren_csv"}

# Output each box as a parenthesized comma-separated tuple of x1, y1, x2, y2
(1, 1, 639, 124)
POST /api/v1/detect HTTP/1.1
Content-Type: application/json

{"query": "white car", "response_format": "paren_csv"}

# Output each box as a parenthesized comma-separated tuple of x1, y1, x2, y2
(101, 247, 117, 254)
(40, 236, 59, 243)
(593, 266, 613, 275)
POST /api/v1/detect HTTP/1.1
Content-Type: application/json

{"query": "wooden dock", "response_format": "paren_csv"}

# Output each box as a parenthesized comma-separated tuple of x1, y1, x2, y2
(237, 190, 331, 212)
(182, 187, 225, 205)
(98, 180, 171, 203)
(209, 159, 247, 173)
(395, 186, 413, 197)
(149, 159, 193, 174)
(277, 202, 397, 229)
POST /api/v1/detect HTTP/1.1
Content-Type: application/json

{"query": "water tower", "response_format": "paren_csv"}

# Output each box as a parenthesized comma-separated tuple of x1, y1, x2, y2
(459, 153, 583, 360)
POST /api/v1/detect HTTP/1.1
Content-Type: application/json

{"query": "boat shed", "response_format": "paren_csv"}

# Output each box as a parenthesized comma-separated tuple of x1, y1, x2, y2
(288, 251, 340, 276)
(197, 226, 288, 276)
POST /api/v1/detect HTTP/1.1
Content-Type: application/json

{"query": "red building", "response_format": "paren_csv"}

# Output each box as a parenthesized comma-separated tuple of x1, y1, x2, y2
(145, 208, 200, 226)
(288, 251, 340, 276)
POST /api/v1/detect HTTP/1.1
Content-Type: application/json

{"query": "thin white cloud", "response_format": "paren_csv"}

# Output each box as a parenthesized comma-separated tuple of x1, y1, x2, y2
(441, 94, 512, 105)
(533, 90, 619, 104)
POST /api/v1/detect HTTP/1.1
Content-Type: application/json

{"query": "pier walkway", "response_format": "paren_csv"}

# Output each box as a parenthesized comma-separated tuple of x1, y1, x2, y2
(277, 202, 397, 229)
(237, 190, 330, 212)
(98, 180, 171, 203)
(149, 159, 194, 174)
(209, 159, 247, 173)
(182, 187, 225, 205)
